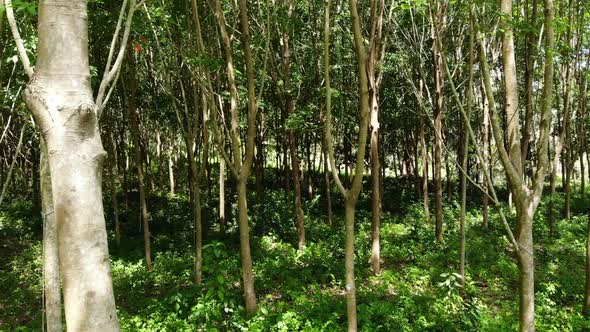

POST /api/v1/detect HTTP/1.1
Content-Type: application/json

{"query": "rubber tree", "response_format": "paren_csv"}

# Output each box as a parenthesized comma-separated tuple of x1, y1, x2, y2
(6, 0, 139, 329)
(431, 0, 447, 242)
(212, 0, 258, 315)
(479, 0, 555, 329)
(282, 0, 305, 249)
(324, 0, 370, 329)
(368, 0, 385, 276)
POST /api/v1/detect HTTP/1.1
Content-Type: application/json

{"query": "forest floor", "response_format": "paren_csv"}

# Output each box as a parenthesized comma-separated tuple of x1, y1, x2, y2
(1, 177, 590, 331)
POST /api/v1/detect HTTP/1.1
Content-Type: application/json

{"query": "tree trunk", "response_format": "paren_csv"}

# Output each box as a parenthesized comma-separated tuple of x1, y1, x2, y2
(21, 1, 121, 329)
(432, 2, 445, 242)
(126, 49, 153, 271)
(219, 156, 226, 233)
(283, 21, 305, 249)
(459, 10, 475, 293)
(237, 180, 257, 313)
(482, 83, 490, 229)
(344, 199, 358, 331)
(41, 140, 62, 332)
(323, 143, 333, 226)
(368, 0, 384, 275)
(517, 205, 535, 332)
(168, 143, 175, 195)
(585, 207, 590, 315)
(521, 0, 538, 169)
(107, 133, 121, 247)
(32, 145, 41, 214)
(370, 112, 380, 274)
(420, 109, 430, 223)
(213, 0, 258, 314)
(290, 130, 305, 249)
(189, 149, 202, 284)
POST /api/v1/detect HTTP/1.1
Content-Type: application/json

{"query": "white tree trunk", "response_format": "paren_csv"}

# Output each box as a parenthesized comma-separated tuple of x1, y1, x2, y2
(24, 1, 120, 330)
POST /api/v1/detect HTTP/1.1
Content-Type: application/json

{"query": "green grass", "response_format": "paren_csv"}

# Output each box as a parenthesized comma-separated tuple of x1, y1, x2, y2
(1, 180, 590, 331)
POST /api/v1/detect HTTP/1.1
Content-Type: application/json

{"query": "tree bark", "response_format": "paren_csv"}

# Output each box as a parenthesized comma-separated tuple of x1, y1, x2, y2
(500, 0, 522, 178)
(481, 83, 490, 229)
(237, 180, 257, 313)
(126, 47, 153, 271)
(106, 132, 121, 247)
(168, 142, 175, 195)
(459, 7, 475, 293)
(17, 1, 122, 329)
(585, 207, 590, 315)
(322, 142, 333, 226)
(283, 15, 305, 249)
(516, 204, 535, 332)
(368, 0, 384, 276)
(478, 0, 555, 329)
(219, 156, 226, 233)
(419, 89, 430, 223)
(213, 0, 258, 314)
(432, 1, 446, 242)
(41, 140, 62, 332)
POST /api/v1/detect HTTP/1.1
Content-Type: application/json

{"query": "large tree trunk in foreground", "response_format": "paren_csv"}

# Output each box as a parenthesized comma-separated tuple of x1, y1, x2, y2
(23, 1, 120, 329)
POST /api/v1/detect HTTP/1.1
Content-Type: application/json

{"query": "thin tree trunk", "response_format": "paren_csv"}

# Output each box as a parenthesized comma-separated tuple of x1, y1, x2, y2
(516, 205, 535, 332)
(107, 133, 121, 247)
(368, 0, 384, 275)
(283, 14, 305, 249)
(41, 139, 62, 332)
(168, 142, 175, 195)
(585, 206, 590, 315)
(323, 142, 333, 226)
(324, 0, 371, 328)
(219, 156, 226, 233)
(521, 0, 538, 168)
(237, 180, 257, 313)
(481, 83, 490, 229)
(459, 8, 475, 293)
(417, 77, 430, 222)
(126, 48, 153, 271)
(344, 200, 358, 330)
(432, 1, 446, 242)
(213, 0, 258, 314)
(478, 0, 555, 329)
(0, 122, 25, 205)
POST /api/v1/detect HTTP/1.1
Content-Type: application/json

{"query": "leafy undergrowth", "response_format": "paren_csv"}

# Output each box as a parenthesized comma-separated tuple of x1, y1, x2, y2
(2, 185, 590, 331)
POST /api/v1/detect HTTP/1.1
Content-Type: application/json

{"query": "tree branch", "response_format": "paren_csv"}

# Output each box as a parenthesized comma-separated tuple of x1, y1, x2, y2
(477, 31, 525, 199)
(96, 0, 139, 114)
(5, 0, 33, 78)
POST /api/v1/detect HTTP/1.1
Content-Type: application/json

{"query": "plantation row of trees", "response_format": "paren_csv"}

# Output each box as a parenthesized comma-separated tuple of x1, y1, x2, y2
(1, 0, 590, 331)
